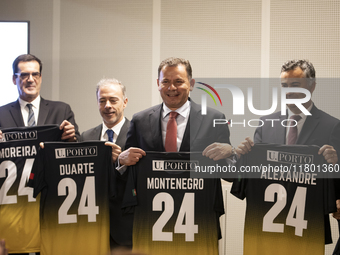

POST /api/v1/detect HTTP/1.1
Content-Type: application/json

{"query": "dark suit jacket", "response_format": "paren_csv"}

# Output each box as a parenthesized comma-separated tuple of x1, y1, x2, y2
(254, 105, 340, 147)
(79, 118, 133, 246)
(253, 104, 340, 244)
(0, 98, 80, 137)
(125, 99, 230, 151)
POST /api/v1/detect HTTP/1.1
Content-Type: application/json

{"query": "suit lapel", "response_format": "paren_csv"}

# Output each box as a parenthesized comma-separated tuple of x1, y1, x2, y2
(37, 98, 49, 125)
(9, 100, 25, 127)
(93, 124, 103, 140)
(276, 114, 286, 144)
(297, 105, 319, 145)
(149, 105, 164, 151)
(180, 100, 202, 151)
(116, 118, 130, 149)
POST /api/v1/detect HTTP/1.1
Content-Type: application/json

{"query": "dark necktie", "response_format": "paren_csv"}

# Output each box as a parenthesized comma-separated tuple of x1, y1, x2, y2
(165, 111, 179, 152)
(106, 129, 114, 142)
(27, 103, 36, 127)
(287, 115, 302, 145)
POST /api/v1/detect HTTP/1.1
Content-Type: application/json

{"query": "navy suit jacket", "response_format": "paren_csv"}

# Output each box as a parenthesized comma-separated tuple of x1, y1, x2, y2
(254, 104, 340, 244)
(79, 118, 133, 246)
(125, 99, 230, 151)
(0, 98, 80, 137)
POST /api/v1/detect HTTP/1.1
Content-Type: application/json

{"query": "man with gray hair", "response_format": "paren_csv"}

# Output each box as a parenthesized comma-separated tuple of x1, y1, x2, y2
(79, 78, 132, 249)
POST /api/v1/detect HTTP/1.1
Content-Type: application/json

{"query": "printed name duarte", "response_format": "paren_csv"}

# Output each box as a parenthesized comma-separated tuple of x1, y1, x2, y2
(55, 146, 97, 159)
(0, 145, 37, 159)
(267, 150, 313, 165)
(1, 130, 37, 142)
(152, 160, 198, 171)
(60, 163, 94, 175)
(147, 177, 204, 190)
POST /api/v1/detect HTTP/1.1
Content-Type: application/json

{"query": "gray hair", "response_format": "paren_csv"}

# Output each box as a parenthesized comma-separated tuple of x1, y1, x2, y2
(96, 78, 126, 99)
(281, 59, 316, 87)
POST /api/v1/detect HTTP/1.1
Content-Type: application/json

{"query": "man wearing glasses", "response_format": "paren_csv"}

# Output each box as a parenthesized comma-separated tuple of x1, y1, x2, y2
(0, 54, 79, 141)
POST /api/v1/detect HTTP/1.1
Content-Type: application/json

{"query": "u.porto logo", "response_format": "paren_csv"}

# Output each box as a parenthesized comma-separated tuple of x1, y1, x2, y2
(152, 160, 199, 171)
(55, 146, 97, 159)
(267, 150, 313, 165)
(1, 130, 37, 142)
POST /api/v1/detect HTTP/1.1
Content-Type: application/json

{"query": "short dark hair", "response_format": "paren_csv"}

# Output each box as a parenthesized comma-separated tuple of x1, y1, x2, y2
(281, 59, 315, 86)
(13, 54, 43, 75)
(158, 57, 192, 80)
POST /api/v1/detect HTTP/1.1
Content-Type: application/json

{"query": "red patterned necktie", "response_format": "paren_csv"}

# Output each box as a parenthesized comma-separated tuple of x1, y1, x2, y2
(165, 111, 179, 152)
(287, 115, 302, 145)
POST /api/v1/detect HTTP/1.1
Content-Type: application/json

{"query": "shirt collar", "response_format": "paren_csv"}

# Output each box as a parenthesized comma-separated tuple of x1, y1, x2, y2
(102, 117, 126, 136)
(162, 100, 190, 119)
(287, 101, 313, 121)
(19, 95, 41, 109)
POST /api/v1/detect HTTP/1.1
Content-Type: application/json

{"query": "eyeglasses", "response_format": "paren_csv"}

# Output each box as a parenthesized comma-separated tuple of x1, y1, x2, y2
(15, 72, 41, 80)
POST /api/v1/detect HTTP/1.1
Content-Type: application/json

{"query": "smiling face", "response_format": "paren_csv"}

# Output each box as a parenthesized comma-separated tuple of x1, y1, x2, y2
(97, 83, 127, 128)
(280, 67, 315, 114)
(13, 61, 42, 102)
(157, 64, 195, 110)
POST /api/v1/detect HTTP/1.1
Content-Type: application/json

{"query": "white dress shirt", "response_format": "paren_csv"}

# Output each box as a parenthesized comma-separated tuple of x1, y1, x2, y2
(18, 96, 41, 126)
(100, 117, 126, 142)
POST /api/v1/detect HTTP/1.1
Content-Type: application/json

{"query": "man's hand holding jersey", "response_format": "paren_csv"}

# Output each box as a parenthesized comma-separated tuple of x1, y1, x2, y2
(59, 120, 77, 142)
(0, 120, 77, 142)
(318, 145, 338, 165)
(118, 142, 234, 167)
(236, 137, 254, 158)
(104, 142, 122, 163)
(203, 142, 233, 161)
(236, 137, 338, 165)
(118, 147, 146, 166)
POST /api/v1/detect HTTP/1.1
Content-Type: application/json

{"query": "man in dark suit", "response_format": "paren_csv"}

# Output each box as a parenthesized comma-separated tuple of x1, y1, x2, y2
(79, 78, 132, 249)
(0, 56, 78, 255)
(236, 59, 340, 245)
(119, 57, 234, 166)
(0, 54, 79, 141)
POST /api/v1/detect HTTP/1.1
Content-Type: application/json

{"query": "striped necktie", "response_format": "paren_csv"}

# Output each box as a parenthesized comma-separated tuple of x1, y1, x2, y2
(27, 103, 36, 127)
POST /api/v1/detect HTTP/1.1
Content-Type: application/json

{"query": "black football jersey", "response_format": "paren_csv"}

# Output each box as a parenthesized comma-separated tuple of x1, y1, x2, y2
(231, 144, 336, 255)
(0, 125, 62, 253)
(29, 141, 115, 255)
(122, 152, 224, 255)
